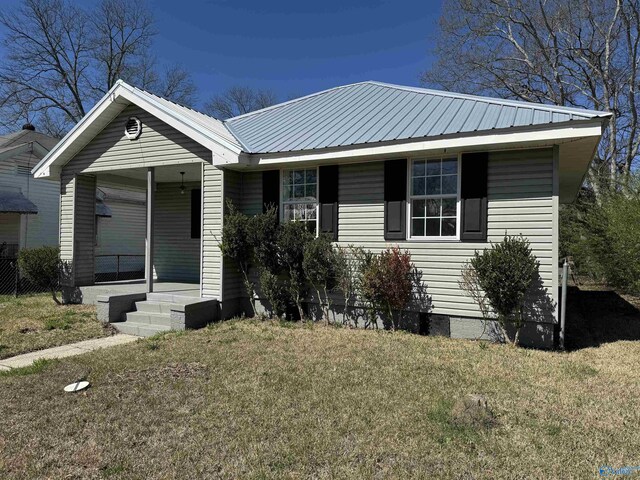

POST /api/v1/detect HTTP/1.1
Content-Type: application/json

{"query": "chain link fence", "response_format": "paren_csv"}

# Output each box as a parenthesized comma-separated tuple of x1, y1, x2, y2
(95, 254, 145, 282)
(0, 249, 48, 297)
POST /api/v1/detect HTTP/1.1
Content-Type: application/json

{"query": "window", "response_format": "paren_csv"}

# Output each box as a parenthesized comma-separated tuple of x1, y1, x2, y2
(281, 168, 317, 233)
(409, 157, 459, 238)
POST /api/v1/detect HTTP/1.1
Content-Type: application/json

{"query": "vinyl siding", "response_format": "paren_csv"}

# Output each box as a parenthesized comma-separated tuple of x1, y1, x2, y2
(0, 152, 59, 249)
(59, 173, 75, 265)
(221, 148, 556, 323)
(153, 182, 201, 283)
(337, 149, 555, 321)
(73, 174, 96, 285)
(222, 170, 243, 302)
(201, 164, 223, 297)
(64, 105, 211, 175)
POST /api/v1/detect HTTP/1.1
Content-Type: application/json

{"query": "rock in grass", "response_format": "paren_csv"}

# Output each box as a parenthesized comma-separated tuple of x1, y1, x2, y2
(451, 394, 496, 429)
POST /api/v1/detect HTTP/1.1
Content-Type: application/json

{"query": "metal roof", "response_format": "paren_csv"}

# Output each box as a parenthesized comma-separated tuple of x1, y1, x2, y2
(224, 81, 610, 154)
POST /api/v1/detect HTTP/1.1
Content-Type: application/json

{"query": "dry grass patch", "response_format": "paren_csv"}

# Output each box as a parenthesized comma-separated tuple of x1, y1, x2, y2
(0, 294, 112, 359)
(0, 320, 639, 479)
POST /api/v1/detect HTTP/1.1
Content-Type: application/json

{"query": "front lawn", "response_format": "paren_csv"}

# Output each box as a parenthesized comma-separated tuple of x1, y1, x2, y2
(0, 294, 112, 359)
(0, 319, 638, 479)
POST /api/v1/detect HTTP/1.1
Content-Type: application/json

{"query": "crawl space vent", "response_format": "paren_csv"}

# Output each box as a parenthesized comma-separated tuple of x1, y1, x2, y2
(124, 116, 142, 140)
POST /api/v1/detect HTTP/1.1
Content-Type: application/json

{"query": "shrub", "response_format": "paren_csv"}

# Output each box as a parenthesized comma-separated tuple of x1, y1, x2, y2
(469, 235, 540, 345)
(220, 202, 256, 316)
(249, 206, 280, 275)
(303, 235, 337, 324)
(278, 221, 314, 320)
(360, 246, 413, 330)
(334, 245, 358, 326)
(258, 269, 291, 318)
(17, 246, 62, 304)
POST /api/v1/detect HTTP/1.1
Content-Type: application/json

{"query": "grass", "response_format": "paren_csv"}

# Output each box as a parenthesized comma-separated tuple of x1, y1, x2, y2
(0, 294, 112, 359)
(0, 319, 639, 479)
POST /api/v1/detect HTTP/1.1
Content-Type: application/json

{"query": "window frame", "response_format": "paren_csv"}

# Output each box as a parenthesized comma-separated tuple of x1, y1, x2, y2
(279, 166, 320, 235)
(406, 154, 461, 241)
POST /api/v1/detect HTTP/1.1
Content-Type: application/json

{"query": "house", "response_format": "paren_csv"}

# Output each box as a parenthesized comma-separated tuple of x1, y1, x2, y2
(31, 80, 610, 346)
(0, 126, 146, 291)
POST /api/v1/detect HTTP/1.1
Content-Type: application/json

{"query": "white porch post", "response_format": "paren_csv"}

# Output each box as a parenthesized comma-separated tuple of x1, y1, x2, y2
(146, 167, 155, 293)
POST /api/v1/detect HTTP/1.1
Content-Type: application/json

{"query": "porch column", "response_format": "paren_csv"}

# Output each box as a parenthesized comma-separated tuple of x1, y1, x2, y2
(146, 167, 155, 293)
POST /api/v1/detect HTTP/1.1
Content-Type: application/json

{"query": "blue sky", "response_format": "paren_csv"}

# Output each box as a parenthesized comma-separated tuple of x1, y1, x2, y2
(1, 0, 442, 107)
(152, 0, 442, 104)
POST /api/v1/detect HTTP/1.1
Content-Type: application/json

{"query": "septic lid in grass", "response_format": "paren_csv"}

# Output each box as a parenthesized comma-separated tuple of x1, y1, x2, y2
(64, 381, 90, 393)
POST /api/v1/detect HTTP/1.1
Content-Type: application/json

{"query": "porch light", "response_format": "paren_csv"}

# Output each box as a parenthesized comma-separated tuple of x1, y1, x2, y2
(180, 171, 185, 195)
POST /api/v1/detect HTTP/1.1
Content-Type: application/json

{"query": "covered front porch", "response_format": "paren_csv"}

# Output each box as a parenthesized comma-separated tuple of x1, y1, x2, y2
(62, 161, 206, 303)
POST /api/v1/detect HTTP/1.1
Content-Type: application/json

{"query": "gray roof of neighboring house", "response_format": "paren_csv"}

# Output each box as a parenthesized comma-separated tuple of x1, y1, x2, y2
(224, 81, 611, 154)
(0, 190, 38, 214)
(0, 129, 60, 151)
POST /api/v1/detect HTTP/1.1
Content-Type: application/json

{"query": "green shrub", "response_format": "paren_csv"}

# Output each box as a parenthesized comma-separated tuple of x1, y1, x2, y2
(17, 246, 62, 304)
(258, 268, 291, 318)
(333, 245, 358, 326)
(303, 235, 337, 324)
(277, 221, 314, 320)
(220, 201, 256, 315)
(359, 246, 413, 330)
(249, 206, 280, 275)
(469, 235, 540, 345)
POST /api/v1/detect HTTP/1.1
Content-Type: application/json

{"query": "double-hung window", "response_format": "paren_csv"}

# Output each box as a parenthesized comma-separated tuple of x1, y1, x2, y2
(281, 168, 318, 233)
(409, 157, 459, 239)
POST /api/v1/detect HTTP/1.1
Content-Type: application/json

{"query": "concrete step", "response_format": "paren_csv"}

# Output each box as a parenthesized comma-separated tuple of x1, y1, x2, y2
(147, 292, 201, 304)
(135, 300, 172, 314)
(124, 310, 172, 327)
(114, 321, 171, 337)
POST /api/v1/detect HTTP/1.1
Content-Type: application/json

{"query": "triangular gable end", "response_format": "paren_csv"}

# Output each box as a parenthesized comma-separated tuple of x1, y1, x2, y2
(32, 80, 242, 180)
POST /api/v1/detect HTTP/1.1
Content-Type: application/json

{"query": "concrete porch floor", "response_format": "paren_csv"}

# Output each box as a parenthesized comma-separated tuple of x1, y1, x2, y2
(79, 280, 200, 305)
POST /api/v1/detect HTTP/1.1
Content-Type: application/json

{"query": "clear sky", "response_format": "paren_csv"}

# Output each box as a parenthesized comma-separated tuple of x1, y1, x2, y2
(0, 0, 442, 107)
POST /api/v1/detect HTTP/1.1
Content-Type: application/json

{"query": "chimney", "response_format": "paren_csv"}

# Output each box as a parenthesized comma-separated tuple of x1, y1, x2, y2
(22, 123, 35, 131)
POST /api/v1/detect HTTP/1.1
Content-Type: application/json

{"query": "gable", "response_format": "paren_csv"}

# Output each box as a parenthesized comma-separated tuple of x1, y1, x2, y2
(63, 104, 212, 175)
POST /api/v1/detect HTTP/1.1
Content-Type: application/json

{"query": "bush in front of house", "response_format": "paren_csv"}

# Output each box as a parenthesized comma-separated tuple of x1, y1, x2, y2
(359, 246, 413, 330)
(277, 221, 314, 320)
(17, 246, 62, 304)
(467, 235, 540, 346)
(219, 206, 425, 327)
(220, 201, 256, 316)
(303, 235, 337, 324)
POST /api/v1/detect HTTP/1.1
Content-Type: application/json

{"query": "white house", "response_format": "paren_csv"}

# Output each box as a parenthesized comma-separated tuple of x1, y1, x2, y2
(31, 80, 610, 346)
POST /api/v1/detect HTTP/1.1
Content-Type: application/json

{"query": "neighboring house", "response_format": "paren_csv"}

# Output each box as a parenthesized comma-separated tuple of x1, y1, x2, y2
(32, 80, 610, 346)
(0, 125, 145, 285)
(0, 126, 60, 256)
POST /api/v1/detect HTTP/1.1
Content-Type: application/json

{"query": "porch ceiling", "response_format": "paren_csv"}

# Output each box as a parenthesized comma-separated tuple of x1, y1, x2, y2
(96, 163, 202, 184)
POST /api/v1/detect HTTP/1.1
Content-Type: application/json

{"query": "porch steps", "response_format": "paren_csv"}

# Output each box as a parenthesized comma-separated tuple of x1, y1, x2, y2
(109, 296, 219, 337)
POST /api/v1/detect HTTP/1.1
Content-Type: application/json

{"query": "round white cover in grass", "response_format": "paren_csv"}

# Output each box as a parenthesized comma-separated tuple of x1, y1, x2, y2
(64, 381, 89, 393)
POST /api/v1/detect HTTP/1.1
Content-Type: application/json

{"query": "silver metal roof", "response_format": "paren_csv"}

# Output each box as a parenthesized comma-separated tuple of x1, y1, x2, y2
(224, 81, 610, 154)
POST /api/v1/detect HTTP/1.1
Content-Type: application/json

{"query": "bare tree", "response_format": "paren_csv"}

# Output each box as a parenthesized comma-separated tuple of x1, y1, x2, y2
(204, 86, 278, 119)
(0, 0, 196, 135)
(423, 0, 640, 191)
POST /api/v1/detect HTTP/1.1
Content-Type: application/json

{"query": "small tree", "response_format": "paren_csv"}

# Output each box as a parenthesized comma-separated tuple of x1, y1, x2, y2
(354, 247, 379, 329)
(17, 246, 62, 304)
(303, 235, 337, 324)
(469, 235, 540, 346)
(334, 245, 358, 326)
(219, 201, 256, 316)
(277, 221, 313, 320)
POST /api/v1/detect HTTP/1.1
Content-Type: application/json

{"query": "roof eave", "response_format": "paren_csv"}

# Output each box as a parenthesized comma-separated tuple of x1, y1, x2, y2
(32, 80, 243, 179)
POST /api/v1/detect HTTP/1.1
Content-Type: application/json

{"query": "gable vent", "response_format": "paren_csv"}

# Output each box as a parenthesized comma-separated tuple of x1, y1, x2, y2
(124, 116, 142, 140)
(17, 166, 32, 176)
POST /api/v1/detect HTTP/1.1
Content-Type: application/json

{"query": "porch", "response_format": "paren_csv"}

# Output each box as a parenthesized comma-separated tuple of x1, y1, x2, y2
(78, 280, 201, 305)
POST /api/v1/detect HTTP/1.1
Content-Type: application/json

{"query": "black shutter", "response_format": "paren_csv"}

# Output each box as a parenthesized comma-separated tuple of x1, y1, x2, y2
(262, 170, 280, 218)
(460, 152, 488, 242)
(191, 188, 201, 239)
(319, 165, 338, 240)
(384, 159, 407, 240)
